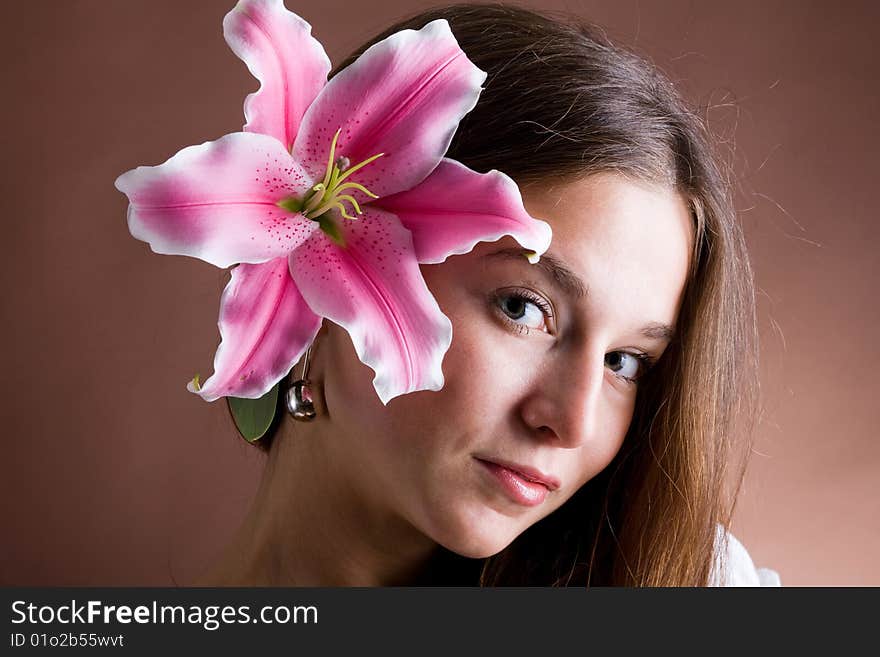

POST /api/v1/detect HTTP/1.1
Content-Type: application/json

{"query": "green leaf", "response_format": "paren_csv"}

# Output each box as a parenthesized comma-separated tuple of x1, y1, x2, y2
(227, 383, 280, 442)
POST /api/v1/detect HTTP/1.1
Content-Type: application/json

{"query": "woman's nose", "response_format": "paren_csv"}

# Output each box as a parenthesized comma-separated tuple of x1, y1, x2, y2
(519, 346, 606, 449)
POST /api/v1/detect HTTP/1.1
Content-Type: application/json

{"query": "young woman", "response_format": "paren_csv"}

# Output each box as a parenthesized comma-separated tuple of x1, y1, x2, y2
(118, 1, 779, 586)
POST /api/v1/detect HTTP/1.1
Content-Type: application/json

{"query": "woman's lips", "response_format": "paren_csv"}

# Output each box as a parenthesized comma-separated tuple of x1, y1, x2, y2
(476, 458, 558, 507)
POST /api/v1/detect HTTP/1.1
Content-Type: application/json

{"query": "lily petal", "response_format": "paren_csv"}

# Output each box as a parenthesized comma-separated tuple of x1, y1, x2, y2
(292, 19, 486, 199)
(289, 208, 452, 404)
(189, 258, 323, 401)
(377, 158, 553, 264)
(223, 0, 331, 150)
(116, 132, 316, 268)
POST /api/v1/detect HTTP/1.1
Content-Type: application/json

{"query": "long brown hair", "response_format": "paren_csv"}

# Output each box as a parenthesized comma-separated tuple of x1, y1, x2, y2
(258, 3, 758, 586)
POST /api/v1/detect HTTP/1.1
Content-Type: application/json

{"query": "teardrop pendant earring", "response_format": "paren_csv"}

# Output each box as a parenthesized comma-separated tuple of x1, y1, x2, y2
(286, 344, 317, 422)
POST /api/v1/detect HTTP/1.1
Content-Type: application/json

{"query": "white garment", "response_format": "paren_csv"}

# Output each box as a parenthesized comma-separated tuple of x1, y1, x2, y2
(709, 526, 781, 586)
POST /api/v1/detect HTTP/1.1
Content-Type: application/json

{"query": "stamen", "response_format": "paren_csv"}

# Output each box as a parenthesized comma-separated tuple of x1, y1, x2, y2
(327, 164, 342, 192)
(310, 193, 362, 219)
(334, 203, 359, 221)
(282, 127, 385, 226)
(321, 129, 343, 189)
(336, 152, 385, 183)
(336, 181, 379, 199)
(336, 194, 363, 215)
(301, 184, 326, 214)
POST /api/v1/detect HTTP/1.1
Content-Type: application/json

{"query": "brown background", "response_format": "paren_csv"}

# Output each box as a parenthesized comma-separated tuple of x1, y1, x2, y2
(2, 0, 877, 586)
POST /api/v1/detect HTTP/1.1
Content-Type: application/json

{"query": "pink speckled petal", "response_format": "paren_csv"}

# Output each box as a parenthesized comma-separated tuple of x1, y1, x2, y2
(223, 0, 330, 149)
(189, 258, 323, 401)
(291, 19, 485, 199)
(377, 158, 553, 264)
(289, 208, 452, 404)
(116, 132, 316, 268)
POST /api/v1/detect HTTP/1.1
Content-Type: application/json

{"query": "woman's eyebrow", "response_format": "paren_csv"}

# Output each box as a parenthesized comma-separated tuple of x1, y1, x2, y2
(485, 247, 588, 298)
(485, 247, 676, 340)
(640, 322, 675, 341)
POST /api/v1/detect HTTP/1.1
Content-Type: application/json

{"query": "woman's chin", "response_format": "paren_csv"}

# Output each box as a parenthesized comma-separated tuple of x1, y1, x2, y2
(439, 538, 512, 560)
(425, 512, 525, 560)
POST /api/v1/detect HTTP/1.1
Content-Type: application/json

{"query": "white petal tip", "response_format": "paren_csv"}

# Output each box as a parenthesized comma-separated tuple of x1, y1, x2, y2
(374, 368, 447, 406)
(187, 375, 217, 401)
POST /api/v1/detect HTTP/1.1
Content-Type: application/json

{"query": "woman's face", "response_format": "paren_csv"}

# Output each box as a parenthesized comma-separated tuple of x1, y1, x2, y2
(317, 172, 693, 558)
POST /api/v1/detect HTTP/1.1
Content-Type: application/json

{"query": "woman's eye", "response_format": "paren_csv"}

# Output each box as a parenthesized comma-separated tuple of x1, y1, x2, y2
(604, 351, 649, 383)
(495, 291, 551, 333)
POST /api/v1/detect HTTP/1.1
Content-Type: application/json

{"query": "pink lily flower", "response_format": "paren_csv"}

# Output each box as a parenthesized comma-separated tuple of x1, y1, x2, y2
(115, 0, 551, 404)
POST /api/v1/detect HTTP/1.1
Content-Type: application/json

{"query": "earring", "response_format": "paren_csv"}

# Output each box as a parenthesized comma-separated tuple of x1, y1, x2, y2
(286, 344, 317, 422)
